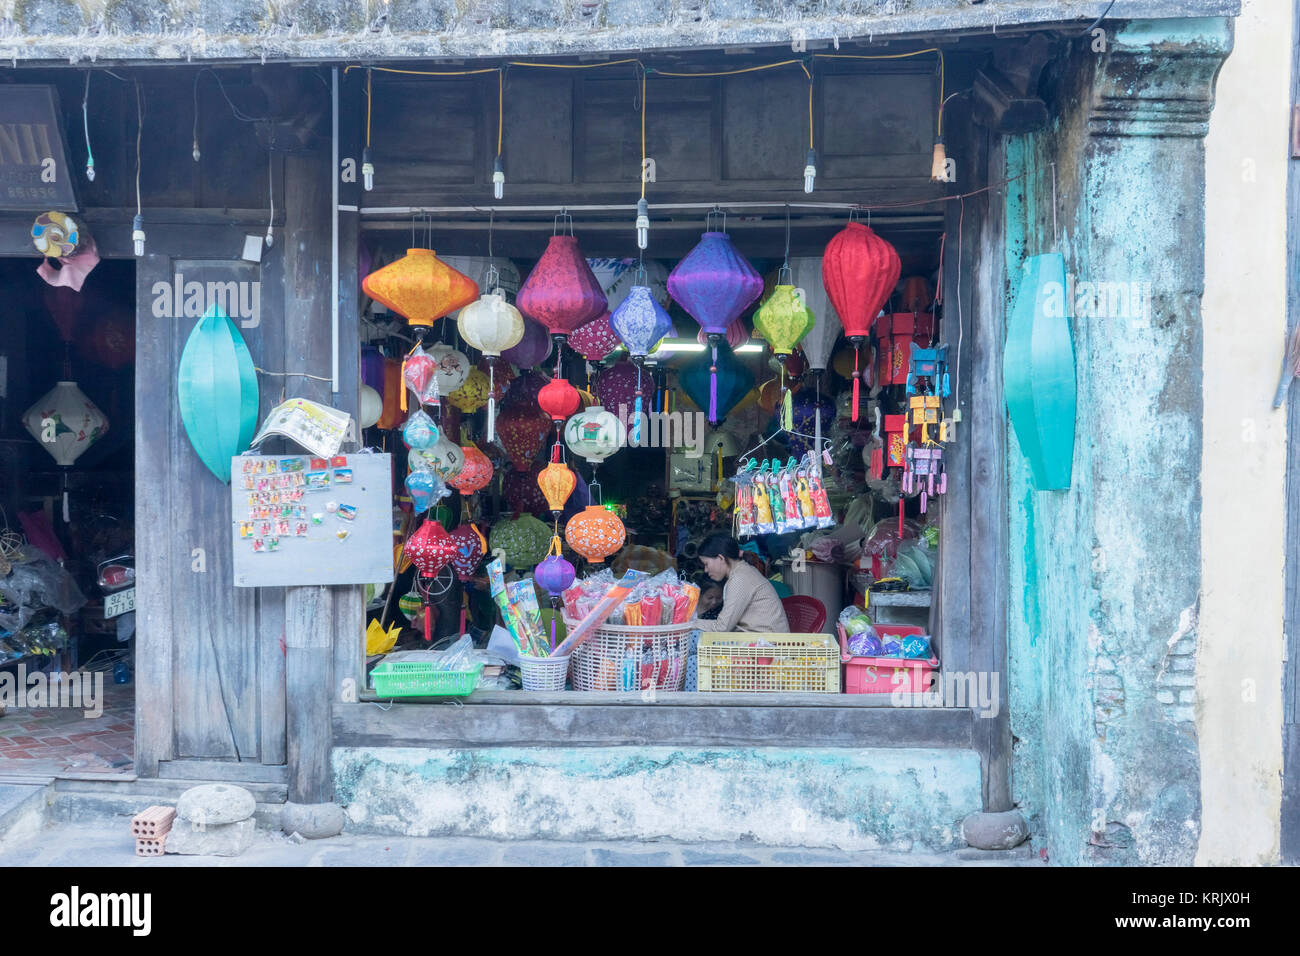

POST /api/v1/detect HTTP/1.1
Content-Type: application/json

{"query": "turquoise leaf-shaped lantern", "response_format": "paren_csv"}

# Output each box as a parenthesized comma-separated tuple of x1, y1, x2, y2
(177, 304, 259, 482)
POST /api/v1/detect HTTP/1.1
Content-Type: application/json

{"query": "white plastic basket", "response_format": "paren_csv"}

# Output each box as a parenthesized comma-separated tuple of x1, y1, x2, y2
(565, 619, 695, 692)
(519, 654, 571, 691)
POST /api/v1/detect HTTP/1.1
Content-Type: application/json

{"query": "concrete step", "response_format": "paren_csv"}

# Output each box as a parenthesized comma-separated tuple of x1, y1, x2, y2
(50, 777, 287, 830)
(0, 781, 52, 849)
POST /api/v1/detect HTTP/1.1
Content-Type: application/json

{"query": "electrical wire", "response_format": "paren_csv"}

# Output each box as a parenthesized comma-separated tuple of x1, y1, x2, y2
(192, 71, 201, 158)
(366, 68, 373, 151)
(266, 148, 274, 247)
(496, 68, 504, 156)
(134, 80, 144, 218)
(196, 67, 271, 123)
(639, 63, 647, 200)
(82, 72, 94, 180)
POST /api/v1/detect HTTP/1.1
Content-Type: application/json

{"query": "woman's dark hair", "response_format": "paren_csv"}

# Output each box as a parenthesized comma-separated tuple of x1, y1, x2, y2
(698, 534, 741, 561)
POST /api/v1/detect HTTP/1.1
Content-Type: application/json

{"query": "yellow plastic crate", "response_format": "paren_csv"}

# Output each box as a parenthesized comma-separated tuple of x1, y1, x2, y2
(696, 632, 840, 693)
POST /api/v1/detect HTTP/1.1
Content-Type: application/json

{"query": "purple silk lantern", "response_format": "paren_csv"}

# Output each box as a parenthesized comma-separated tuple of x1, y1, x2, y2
(534, 549, 576, 652)
(517, 235, 608, 363)
(502, 318, 553, 370)
(668, 230, 763, 422)
(361, 345, 385, 393)
(611, 283, 674, 442)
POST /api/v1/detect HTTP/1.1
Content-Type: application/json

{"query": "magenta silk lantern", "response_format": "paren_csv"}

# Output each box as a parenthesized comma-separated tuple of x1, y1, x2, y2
(516, 235, 608, 339)
(568, 311, 622, 361)
(668, 230, 763, 422)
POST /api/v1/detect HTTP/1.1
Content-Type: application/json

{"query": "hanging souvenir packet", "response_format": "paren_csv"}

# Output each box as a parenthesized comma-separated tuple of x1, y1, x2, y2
(733, 469, 757, 537)
(402, 408, 439, 450)
(795, 465, 817, 526)
(804, 452, 835, 528)
(752, 469, 776, 534)
(778, 460, 805, 530)
(765, 465, 789, 535)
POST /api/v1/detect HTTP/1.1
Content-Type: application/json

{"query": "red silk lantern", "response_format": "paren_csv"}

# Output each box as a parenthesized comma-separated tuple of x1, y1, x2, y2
(403, 519, 457, 642)
(496, 402, 551, 471)
(569, 311, 622, 361)
(363, 249, 479, 328)
(516, 235, 607, 337)
(448, 445, 493, 494)
(822, 222, 901, 421)
(448, 523, 487, 581)
(538, 377, 581, 423)
(564, 505, 626, 564)
(537, 461, 577, 518)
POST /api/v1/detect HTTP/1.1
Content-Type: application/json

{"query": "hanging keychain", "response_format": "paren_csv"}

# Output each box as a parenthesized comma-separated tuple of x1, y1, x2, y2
(808, 454, 834, 528)
(779, 457, 803, 528)
(795, 456, 817, 527)
(767, 461, 789, 535)
(752, 461, 776, 534)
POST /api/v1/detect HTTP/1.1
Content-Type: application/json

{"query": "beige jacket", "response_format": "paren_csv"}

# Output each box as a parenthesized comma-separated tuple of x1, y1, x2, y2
(713, 559, 790, 633)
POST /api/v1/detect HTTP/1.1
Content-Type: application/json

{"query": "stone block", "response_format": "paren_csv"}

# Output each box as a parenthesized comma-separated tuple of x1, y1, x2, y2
(1178, 689, 1196, 703)
(176, 784, 255, 826)
(164, 817, 255, 856)
(961, 810, 1029, 851)
(681, 849, 761, 866)
(281, 800, 345, 839)
(590, 848, 674, 866)
(1156, 689, 1175, 704)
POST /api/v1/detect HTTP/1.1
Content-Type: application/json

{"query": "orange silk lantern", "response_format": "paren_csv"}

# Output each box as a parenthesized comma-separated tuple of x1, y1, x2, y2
(537, 461, 577, 519)
(448, 445, 493, 494)
(363, 249, 479, 328)
(564, 505, 626, 564)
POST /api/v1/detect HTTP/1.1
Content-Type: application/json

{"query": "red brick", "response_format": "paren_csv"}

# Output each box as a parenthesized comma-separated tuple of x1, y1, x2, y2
(3, 752, 34, 759)
(3, 736, 38, 744)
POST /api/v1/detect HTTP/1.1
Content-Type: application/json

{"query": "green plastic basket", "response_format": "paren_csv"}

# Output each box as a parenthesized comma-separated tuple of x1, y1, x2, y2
(370, 660, 484, 698)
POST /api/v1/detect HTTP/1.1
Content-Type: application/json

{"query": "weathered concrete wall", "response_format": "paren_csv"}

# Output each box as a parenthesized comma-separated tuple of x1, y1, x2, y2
(334, 746, 982, 850)
(1197, 0, 1287, 865)
(1004, 18, 1231, 865)
(0, 0, 1238, 63)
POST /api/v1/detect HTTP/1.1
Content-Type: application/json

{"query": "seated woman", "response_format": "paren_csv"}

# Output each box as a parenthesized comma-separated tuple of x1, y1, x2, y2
(697, 534, 790, 633)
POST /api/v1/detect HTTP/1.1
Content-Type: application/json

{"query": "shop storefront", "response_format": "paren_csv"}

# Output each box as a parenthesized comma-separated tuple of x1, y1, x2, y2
(2, 0, 1280, 863)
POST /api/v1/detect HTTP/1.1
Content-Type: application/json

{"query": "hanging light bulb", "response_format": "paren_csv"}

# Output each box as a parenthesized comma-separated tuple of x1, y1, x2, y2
(85, 160, 95, 182)
(193, 138, 201, 163)
(493, 155, 505, 200)
(804, 148, 817, 194)
(635, 197, 649, 251)
(930, 138, 948, 182)
(132, 214, 145, 257)
(362, 146, 374, 192)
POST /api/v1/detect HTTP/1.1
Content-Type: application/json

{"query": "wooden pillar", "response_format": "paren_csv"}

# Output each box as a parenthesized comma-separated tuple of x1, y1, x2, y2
(281, 137, 342, 816)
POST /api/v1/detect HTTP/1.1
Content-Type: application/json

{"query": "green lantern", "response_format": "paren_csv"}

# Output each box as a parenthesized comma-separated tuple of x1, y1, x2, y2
(489, 513, 552, 570)
(753, 266, 816, 359)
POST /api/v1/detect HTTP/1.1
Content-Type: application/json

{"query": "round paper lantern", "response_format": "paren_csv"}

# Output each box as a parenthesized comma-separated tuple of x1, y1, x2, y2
(360, 385, 383, 428)
(537, 461, 577, 517)
(517, 235, 608, 336)
(422, 432, 465, 482)
(564, 406, 622, 463)
(448, 523, 487, 581)
(564, 505, 626, 564)
(538, 377, 581, 423)
(496, 402, 551, 471)
(458, 291, 525, 357)
(503, 466, 549, 517)
(753, 278, 815, 359)
(535, 543, 576, 651)
(822, 222, 900, 421)
(448, 445, 493, 494)
(568, 311, 622, 361)
(490, 512, 553, 569)
(427, 344, 471, 397)
(448, 367, 490, 413)
(611, 285, 674, 359)
(398, 591, 423, 619)
(678, 342, 754, 423)
(363, 249, 479, 328)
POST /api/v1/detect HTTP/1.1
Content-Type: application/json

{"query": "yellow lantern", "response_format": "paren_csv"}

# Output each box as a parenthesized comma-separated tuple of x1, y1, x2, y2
(448, 367, 491, 413)
(537, 461, 577, 519)
(752, 270, 815, 359)
(363, 248, 478, 328)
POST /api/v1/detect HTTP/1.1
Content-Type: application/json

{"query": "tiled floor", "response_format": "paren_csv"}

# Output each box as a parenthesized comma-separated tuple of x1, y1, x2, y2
(0, 680, 134, 776)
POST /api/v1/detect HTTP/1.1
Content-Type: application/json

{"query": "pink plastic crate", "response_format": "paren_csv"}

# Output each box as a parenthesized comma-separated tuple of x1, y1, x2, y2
(838, 623, 939, 695)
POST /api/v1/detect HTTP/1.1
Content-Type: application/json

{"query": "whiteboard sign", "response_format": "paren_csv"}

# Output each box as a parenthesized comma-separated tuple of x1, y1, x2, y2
(230, 452, 395, 588)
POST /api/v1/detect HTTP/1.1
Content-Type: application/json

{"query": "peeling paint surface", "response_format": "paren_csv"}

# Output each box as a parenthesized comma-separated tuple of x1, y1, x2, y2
(333, 746, 982, 851)
(0, 0, 1240, 63)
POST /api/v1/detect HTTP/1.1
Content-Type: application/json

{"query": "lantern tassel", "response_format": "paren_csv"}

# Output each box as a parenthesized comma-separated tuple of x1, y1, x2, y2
(487, 363, 496, 442)
(424, 601, 432, 643)
(633, 364, 643, 444)
(549, 597, 558, 653)
(780, 367, 793, 432)
(400, 357, 409, 413)
(709, 344, 718, 423)
(852, 344, 860, 423)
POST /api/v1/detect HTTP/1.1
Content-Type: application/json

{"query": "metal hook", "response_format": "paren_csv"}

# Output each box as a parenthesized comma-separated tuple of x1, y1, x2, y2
(706, 205, 726, 234)
(554, 207, 573, 236)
